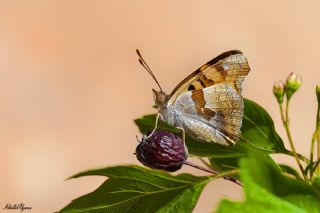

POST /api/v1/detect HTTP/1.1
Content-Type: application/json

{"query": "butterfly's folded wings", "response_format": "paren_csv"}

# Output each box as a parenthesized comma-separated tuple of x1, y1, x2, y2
(167, 50, 250, 144)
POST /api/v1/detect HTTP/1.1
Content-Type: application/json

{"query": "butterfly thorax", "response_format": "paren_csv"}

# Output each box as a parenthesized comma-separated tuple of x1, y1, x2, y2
(159, 105, 179, 127)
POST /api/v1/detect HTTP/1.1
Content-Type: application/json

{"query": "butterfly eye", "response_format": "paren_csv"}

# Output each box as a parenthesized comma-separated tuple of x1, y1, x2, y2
(153, 93, 157, 102)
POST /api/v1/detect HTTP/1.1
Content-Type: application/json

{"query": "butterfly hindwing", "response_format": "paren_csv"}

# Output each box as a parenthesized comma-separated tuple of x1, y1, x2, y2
(173, 83, 243, 144)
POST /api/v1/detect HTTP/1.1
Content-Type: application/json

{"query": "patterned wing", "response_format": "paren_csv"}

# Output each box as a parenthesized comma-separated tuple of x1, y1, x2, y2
(173, 83, 243, 144)
(168, 50, 250, 105)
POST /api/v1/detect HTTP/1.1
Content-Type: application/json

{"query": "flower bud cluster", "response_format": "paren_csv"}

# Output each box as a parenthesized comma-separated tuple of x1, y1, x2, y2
(273, 73, 302, 103)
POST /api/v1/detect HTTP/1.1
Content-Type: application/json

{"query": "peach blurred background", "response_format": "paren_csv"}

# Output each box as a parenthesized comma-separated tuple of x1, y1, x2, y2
(1, 1, 320, 212)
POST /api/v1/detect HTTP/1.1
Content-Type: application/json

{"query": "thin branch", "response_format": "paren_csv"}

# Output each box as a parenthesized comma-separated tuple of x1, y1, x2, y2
(310, 131, 317, 178)
(280, 101, 308, 181)
(317, 129, 320, 175)
(316, 103, 320, 176)
(199, 158, 212, 169)
(282, 150, 309, 164)
(183, 161, 242, 186)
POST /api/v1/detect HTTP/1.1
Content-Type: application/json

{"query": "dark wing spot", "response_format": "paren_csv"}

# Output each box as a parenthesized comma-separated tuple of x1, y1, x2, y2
(188, 85, 196, 91)
(198, 79, 206, 87)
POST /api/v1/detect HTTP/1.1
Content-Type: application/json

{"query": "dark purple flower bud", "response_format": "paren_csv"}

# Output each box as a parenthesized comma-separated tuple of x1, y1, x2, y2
(136, 129, 188, 172)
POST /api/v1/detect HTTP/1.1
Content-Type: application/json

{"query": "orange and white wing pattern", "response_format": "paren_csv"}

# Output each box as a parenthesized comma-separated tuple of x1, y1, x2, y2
(168, 50, 250, 105)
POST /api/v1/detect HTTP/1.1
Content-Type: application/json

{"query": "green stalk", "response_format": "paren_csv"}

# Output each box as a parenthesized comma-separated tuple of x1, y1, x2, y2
(310, 131, 317, 178)
(316, 104, 320, 175)
(280, 101, 308, 181)
(310, 130, 317, 165)
(283, 150, 309, 164)
(317, 131, 320, 175)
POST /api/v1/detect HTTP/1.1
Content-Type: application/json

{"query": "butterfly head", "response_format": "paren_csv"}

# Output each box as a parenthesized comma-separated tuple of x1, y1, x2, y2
(152, 89, 168, 108)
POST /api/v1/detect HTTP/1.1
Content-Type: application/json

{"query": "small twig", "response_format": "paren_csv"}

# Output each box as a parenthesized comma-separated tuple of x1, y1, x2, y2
(315, 103, 320, 176)
(317, 130, 320, 175)
(280, 101, 308, 181)
(310, 132, 316, 164)
(310, 131, 317, 178)
(310, 103, 319, 164)
(283, 150, 309, 164)
(183, 161, 242, 186)
(199, 158, 212, 169)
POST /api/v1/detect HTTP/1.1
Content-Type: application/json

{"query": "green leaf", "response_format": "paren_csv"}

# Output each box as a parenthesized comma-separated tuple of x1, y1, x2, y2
(59, 165, 210, 213)
(238, 99, 286, 152)
(312, 176, 320, 191)
(279, 164, 303, 180)
(216, 155, 320, 213)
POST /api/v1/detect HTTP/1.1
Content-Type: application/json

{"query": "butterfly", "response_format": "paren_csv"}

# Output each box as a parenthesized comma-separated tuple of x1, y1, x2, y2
(136, 49, 250, 145)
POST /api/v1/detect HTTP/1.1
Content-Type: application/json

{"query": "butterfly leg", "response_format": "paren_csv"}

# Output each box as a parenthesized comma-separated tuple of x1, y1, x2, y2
(146, 113, 161, 139)
(154, 113, 161, 129)
(176, 127, 188, 154)
(176, 127, 185, 143)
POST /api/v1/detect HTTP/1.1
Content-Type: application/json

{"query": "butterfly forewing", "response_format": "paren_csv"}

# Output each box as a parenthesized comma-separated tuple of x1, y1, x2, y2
(168, 50, 250, 106)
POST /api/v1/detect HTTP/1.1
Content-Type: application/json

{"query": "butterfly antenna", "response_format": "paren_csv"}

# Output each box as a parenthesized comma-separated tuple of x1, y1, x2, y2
(136, 49, 163, 91)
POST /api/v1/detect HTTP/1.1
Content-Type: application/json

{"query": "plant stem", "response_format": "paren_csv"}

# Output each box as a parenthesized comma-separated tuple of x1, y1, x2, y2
(283, 150, 309, 164)
(316, 104, 320, 175)
(317, 129, 320, 175)
(310, 102, 320, 177)
(310, 132, 317, 178)
(199, 158, 212, 169)
(280, 101, 308, 181)
(279, 103, 286, 126)
(183, 161, 242, 186)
